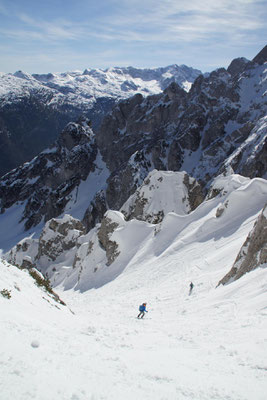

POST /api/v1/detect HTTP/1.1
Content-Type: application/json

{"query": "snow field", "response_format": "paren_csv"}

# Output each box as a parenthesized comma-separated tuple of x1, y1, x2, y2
(1, 252, 266, 399)
(60, 225, 266, 400)
(1, 173, 267, 399)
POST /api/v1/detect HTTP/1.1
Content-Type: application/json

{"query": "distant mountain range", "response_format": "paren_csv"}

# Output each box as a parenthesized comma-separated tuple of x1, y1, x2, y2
(0, 45, 266, 291)
(0, 64, 201, 176)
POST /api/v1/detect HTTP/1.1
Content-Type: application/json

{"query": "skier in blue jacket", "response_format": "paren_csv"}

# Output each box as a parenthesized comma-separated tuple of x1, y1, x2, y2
(137, 303, 148, 318)
(189, 282, 194, 295)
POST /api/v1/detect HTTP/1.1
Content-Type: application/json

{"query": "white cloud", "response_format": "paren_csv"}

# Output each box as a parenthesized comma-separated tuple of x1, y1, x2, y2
(0, 0, 265, 73)
(16, 13, 83, 41)
(1, 1, 265, 46)
(93, 0, 265, 43)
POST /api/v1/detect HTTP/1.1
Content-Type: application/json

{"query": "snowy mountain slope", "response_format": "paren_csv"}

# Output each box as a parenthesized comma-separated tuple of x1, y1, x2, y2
(5, 169, 204, 286)
(222, 114, 267, 178)
(1, 48, 267, 400)
(6, 172, 267, 293)
(0, 64, 201, 176)
(1, 172, 267, 400)
(0, 46, 266, 254)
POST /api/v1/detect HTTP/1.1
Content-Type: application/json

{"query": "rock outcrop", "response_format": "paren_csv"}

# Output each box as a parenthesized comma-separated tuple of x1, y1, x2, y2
(7, 214, 86, 279)
(218, 203, 267, 285)
(97, 215, 120, 266)
(36, 215, 85, 262)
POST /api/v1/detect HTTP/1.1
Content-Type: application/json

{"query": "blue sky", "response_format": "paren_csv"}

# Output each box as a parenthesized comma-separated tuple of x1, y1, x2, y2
(0, 0, 266, 73)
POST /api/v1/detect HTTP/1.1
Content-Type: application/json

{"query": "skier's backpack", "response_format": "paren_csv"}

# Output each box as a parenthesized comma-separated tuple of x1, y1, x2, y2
(139, 305, 143, 311)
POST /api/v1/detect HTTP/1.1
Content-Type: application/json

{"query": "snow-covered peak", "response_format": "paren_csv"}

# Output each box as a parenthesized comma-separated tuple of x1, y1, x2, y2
(0, 64, 201, 103)
(13, 70, 34, 81)
(120, 170, 203, 223)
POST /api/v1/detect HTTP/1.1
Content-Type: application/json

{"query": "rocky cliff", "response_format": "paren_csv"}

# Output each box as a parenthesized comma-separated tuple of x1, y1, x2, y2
(0, 117, 98, 231)
(218, 203, 267, 285)
(98, 50, 267, 192)
(98, 47, 267, 212)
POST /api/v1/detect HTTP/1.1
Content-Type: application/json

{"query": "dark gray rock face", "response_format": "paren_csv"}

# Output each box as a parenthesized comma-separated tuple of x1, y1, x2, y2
(97, 216, 120, 266)
(37, 215, 85, 262)
(183, 174, 204, 212)
(0, 91, 114, 177)
(218, 203, 267, 285)
(97, 84, 189, 173)
(82, 190, 107, 233)
(252, 45, 267, 65)
(227, 57, 250, 77)
(0, 117, 97, 230)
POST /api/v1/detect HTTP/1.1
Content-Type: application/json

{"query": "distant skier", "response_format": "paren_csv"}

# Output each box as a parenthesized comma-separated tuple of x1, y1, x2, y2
(137, 303, 148, 318)
(189, 282, 194, 295)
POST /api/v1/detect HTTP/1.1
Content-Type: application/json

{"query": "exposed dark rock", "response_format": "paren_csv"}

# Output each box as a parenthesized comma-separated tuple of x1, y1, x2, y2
(218, 203, 267, 285)
(252, 45, 267, 65)
(0, 118, 97, 230)
(0, 65, 201, 177)
(97, 216, 120, 266)
(37, 215, 85, 262)
(82, 190, 107, 233)
(106, 163, 140, 211)
(183, 174, 204, 211)
(227, 57, 250, 77)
